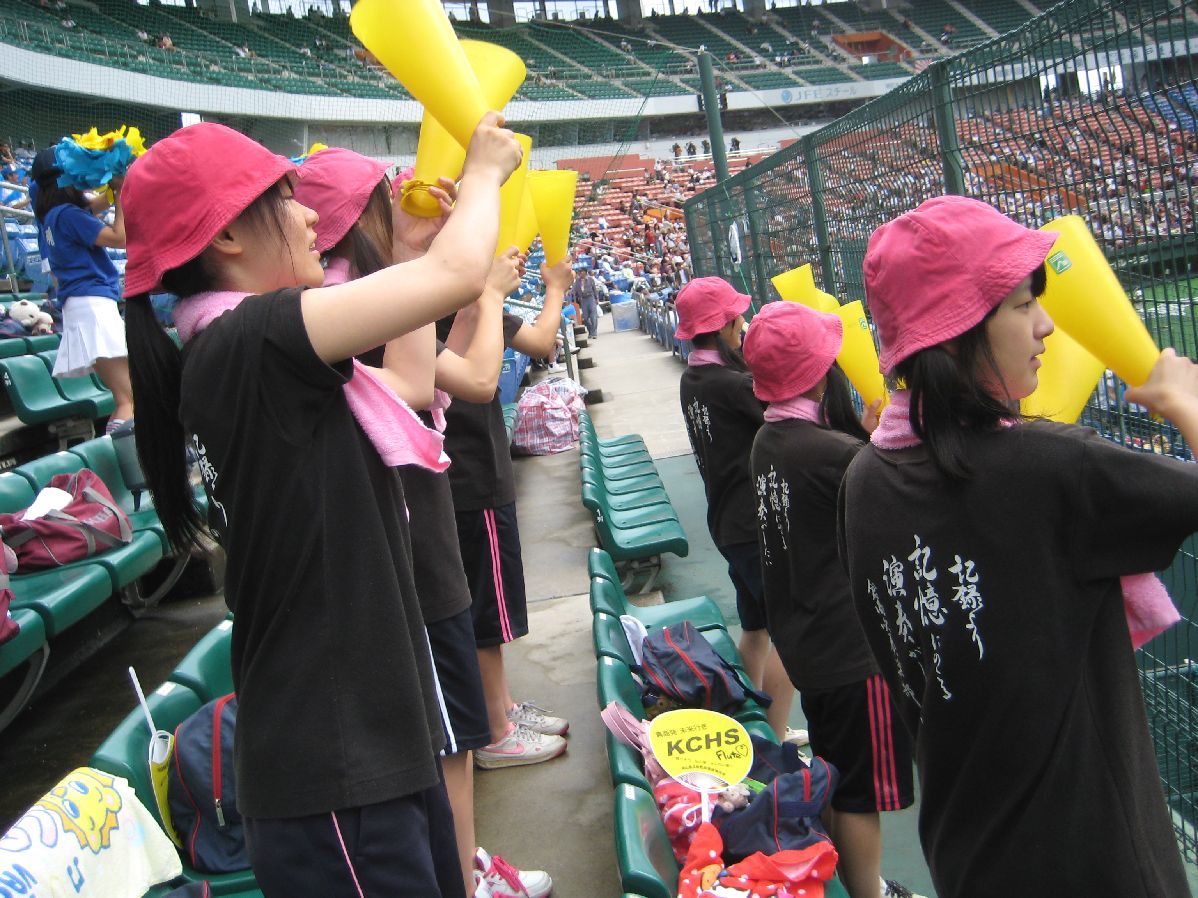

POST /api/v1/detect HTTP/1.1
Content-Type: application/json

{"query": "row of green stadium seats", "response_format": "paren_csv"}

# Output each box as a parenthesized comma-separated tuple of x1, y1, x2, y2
(588, 549, 850, 897)
(579, 411, 689, 565)
(0, 435, 200, 733)
(0, 348, 118, 427)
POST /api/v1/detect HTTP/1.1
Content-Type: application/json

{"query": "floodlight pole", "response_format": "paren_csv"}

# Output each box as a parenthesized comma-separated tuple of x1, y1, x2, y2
(697, 51, 730, 183)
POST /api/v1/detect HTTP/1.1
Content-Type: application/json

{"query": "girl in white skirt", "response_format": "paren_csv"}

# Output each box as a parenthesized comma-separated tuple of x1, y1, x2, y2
(33, 152, 132, 431)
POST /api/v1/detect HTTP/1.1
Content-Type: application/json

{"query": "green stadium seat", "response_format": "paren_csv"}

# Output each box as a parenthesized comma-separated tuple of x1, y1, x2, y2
(170, 618, 234, 702)
(10, 565, 115, 638)
(589, 573, 726, 633)
(612, 783, 678, 898)
(10, 452, 165, 591)
(23, 334, 59, 354)
(89, 680, 260, 896)
(0, 340, 26, 359)
(68, 436, 168, 551)
(0, 355, 99, 425)
(582, 482, 680, 528)
(35, 350, 115, 417)
(0, 607, 48, 732)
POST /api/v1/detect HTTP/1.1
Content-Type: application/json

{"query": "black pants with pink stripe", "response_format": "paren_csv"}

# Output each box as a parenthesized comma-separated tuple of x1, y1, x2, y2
(243, 770, 464, 898)
(455, 503, 530, 648)
(800, 674, 915, 814)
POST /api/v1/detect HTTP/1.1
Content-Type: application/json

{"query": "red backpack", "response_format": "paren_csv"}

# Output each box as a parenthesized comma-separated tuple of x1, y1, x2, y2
(0, 469, 132, 570)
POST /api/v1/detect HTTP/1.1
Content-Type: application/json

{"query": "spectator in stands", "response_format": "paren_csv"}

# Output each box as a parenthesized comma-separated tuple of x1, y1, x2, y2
(672, 142, 683, 160)
(570, 266, 600, 341)
(730, 136, 742, 152)
(619, 39, 632, 53)
(701, 138, 711, 155)
(293, 149, 553, 898)
(123, 117, 522, 898)
(32, 147, 132, 430)
(674, 277, 795, 739)
(136, 27, 151, 43)
(742, 302, 915, 898)
(157, 33, 175, 50)
(844, 195, 1198, 898)
(686, 141, 697, 157)
(60, 16, 77, 29)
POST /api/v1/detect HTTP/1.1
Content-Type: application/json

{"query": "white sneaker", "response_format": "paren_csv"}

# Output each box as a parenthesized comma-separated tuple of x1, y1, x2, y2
(474, 724, 567, 769)
(507, 701, 569, 736)
(474, 847, 553, 898)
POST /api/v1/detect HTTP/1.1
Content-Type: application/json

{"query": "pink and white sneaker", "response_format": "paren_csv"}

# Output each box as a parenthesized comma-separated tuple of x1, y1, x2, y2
(473, 847, 553, 898)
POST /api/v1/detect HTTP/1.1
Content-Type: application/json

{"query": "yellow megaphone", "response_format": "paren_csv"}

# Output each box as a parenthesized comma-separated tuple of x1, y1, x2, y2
(1037, 215, 1158, 387)
(813, 290, 840, 314)
(512, 184, 539, 256)
(401, 39, 527, 217)
(527, 169, 579, 266)
(496, 134, 533, 256)
(770, 264, 816, 304)
(351, 0, 492, 149)
(1020, 326, 1105, 423)
(834, 300, 887, 410)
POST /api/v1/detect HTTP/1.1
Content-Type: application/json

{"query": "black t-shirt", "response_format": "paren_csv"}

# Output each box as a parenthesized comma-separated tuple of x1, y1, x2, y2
(679, 363, 763, 547)
(837, 421, 1196, 897)
(357, 339, 472, 624)
(751, 419, 878, 690)
(180, 289, 444, 819)
(436, 312, 523, 512)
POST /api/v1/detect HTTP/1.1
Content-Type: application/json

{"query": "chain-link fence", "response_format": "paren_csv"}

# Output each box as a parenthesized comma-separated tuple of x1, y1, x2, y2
(685, 0, 1198, 864)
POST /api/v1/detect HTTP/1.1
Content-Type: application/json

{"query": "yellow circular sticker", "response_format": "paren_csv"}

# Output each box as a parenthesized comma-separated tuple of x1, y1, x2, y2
(648, 708, 753, 791)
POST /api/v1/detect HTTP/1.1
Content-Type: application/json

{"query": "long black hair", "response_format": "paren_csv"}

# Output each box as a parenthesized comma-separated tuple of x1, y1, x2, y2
(691, 326, 749, 372)
(125, 183, 291, 552)
(33, 178, 88, 222)
(890, 264, 1047, 482)
(327, 179, 392, 279)
(819, 362, 870, 441)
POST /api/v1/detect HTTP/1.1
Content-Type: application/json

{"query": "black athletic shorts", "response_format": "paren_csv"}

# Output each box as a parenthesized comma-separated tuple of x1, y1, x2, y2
(427, 608, 491, 755)
(801, 674, 915, 814)
(243, 764, 464, 898)
(718, 540, 768, 632)
(455, 503, 529, 647)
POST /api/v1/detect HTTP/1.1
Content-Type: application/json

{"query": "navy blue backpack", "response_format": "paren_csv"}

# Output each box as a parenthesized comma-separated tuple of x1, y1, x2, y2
(167, 693, 248, 874)
(638, 620, 772, 714)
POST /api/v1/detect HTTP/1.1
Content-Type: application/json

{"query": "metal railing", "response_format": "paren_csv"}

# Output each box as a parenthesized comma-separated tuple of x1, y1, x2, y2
(683, 0, 1198, 863)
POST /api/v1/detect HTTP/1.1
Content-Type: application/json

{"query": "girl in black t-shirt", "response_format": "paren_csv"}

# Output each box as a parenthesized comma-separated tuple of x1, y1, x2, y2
(842, 195, 1198, 897)
(742, 301, 914, 898)
(120, 119, 522, 897)
(292, 148, 554, 898)
(674, 276, 794, 738)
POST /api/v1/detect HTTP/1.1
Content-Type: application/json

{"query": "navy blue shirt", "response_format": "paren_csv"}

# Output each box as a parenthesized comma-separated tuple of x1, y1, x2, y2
(43, 203, 119, 301)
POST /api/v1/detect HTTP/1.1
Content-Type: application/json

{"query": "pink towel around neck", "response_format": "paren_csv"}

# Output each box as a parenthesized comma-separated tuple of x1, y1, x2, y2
(867, 390, 1178, 649)
(686, 348, 724, 367)
(174, 290, 449, 472)
(764, 394, 823, 424)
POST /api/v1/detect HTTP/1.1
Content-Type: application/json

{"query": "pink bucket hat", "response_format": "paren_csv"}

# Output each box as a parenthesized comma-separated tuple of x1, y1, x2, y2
(293, 147, 391, 254)
(743, 300, 844, 402)
(674, 277, 752, 341)
(863, 195, 1058, 374)
(122, 122, 296, 297)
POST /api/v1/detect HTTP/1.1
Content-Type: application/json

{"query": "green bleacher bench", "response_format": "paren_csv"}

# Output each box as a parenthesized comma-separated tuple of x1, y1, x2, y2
(581, 471, 671, 511)
(24, 334, 60, 354)
(170, 617, 234, 702)
(588, 499, 689, 565)
(36, 350, 116, 418)
(0, 607, 48, 732)
(0, 354, 101, 425)
(581, 463, 668, 497)
(11, 564, 115, 638)
(89, 680, 261, 897)
(0, 339, 26, 359)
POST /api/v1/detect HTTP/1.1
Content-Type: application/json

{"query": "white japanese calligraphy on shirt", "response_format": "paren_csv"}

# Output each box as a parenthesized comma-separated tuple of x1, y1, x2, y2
(865, 534, 986, 705)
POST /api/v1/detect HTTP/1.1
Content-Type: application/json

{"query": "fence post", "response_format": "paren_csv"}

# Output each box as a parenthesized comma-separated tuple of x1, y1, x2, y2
(803, 135, 836, 293)
(931, 60, 966, 196)
(742, 181, 770, 316)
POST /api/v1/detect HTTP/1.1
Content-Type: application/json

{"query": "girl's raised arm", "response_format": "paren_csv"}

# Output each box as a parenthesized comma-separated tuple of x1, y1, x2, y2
(301, 113, 522, 363)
